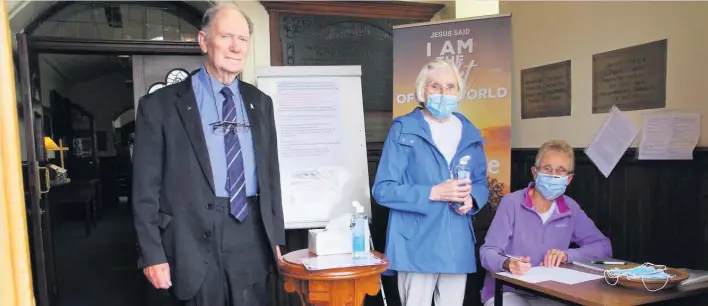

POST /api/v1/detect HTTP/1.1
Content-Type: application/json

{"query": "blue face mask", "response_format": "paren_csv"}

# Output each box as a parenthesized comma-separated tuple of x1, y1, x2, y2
(604, 263, 674, 292)
(534, 172, 568, 201)
(426, 94, 458, 119)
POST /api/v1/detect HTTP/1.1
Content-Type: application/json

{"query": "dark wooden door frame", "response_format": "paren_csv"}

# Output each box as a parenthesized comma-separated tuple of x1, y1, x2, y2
(17, 33, 51, 306)
(260, 0, 444, 66)
(26, 36, 201, 55)
(17, 35, 201, 306)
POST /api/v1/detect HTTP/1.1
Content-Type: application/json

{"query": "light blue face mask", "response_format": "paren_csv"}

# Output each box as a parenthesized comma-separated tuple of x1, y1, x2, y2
(534, 172, 568, 201)
(604, 263, 675, 292)
(426, 94, 458, 119)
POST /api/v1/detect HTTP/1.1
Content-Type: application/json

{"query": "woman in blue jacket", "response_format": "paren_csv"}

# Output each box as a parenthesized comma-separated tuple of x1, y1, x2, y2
(373, 59, 489, 306)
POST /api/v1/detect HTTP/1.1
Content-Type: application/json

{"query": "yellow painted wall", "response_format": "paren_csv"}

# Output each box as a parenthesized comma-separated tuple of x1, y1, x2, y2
(1, 0, 35, 304)
(500, 1, 708, 148)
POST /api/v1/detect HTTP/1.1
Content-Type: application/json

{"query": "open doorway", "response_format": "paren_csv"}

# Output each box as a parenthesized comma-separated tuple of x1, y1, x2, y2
(34, 51, 203, 306)
(14, 2, 205, 306)
(38, 53, 140, 306)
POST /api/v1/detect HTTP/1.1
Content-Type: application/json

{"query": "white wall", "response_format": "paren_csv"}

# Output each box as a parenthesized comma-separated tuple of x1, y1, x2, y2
(500, 1, 708, 148)
(456, 0, 498, 18)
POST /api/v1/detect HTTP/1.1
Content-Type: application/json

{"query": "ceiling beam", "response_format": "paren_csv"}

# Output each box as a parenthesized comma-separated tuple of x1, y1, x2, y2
(261, 1, 444, 20)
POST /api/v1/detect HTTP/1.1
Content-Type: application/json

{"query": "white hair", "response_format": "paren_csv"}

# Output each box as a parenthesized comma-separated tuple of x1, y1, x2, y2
(414, 59, 465, 105)
(201, 2, 253, 36)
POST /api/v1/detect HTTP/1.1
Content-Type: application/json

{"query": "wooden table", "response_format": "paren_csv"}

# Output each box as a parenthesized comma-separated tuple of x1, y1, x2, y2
(493, 264, 708, 305)
(279, 249, 389, 306)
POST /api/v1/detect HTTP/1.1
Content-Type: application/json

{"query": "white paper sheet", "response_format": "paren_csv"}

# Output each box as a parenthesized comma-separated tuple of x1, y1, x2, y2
(275, 80, 347, 222)
(585, 106, 639, 178)
(638, 113, 700, 160)
(275, 80, 342, 167)
(285, 167, 345, 219)
(301, 253, 385, 271)
(497, 266, 604, 285)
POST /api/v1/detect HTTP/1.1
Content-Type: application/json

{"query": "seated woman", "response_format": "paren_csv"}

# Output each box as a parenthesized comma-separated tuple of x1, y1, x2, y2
(372, 59, 489, 306)
(479, 140, 612, 306)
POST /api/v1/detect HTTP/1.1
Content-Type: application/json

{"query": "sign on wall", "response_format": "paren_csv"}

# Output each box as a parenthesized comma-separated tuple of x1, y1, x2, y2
(521, 60, 572, 119)
(392, 15, 512, 207)
(592, 39, 667, 113)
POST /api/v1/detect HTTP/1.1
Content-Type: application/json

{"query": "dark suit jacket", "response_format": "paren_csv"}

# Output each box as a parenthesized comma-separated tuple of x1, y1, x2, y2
(131, 74, 285, 300)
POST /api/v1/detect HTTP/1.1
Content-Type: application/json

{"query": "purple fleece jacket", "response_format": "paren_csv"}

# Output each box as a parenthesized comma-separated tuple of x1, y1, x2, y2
(479, 183, 612, 303)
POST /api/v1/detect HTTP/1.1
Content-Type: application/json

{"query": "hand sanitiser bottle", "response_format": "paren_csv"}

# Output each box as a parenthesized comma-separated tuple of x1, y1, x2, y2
(351, 201, 367, 259)
(454, 155, 472, 206)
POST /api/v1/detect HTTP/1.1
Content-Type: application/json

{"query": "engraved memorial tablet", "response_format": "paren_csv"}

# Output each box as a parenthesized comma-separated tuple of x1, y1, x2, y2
(521, 60, 571, 119)
(592, 39, 667, 113)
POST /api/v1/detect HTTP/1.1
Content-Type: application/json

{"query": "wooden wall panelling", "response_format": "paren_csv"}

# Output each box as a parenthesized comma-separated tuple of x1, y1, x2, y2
(261, 1, 443, 66)
(510, 149, 708, 273)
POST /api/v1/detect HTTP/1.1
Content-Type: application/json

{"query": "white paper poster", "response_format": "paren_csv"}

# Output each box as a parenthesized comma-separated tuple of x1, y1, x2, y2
(638, 113, 700, 160)
(585, 106, 639, 178)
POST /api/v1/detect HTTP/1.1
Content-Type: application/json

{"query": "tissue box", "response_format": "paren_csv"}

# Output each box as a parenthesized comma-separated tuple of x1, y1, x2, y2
(308, 229, 353, 256)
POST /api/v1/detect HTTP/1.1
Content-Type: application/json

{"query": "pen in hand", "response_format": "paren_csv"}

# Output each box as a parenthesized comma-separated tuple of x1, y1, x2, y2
(499, 252, 531, 275)
(499, 252, 526, 263)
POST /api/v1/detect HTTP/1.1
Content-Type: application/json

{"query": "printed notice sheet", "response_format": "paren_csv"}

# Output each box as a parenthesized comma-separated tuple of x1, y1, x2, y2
(585, 106, 639, 178)
(275, 81, 342, 167)
(638, 113, 700, 160)
(497, 266, 604, 285)
(275, 80, 344, 219)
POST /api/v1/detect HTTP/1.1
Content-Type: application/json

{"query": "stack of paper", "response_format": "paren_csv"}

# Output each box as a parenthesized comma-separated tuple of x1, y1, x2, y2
(497, 266, 604, 285)
(301, 253, 385, 271)
(680, 269, 708, 287)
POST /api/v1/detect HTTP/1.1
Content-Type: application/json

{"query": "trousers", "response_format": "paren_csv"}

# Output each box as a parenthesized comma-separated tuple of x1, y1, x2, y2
(397, 272, 467, 306)
(182, 196, 272, 306)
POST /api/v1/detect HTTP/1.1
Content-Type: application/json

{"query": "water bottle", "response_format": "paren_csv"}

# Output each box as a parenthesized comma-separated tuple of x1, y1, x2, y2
(454, 155, 472, 206)
(351, 201, 367, 259)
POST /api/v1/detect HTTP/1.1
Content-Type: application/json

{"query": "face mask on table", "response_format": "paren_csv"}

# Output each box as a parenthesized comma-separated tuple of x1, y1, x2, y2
(604, 263, 674, 292)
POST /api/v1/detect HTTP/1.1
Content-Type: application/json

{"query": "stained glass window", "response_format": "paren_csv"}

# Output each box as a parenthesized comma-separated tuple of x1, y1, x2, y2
(30, 2, 200, 42)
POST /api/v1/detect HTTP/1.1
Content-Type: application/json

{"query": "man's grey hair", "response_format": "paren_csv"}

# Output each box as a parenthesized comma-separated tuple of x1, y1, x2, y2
(201, 3, 253, 36)
(415, 59, 465, 105)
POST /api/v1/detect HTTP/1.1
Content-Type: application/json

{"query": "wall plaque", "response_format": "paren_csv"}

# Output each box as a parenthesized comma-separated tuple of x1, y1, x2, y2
(279, 14, 413, 114)
(592, 39, 667, 113)
(521, 60, 571, 119)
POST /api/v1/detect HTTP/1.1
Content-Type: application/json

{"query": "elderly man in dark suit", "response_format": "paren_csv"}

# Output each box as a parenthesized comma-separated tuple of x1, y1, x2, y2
(131, 3, 285, 306)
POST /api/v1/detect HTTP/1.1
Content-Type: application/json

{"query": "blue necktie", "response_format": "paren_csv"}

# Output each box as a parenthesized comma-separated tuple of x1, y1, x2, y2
(221, 87, 248, 221)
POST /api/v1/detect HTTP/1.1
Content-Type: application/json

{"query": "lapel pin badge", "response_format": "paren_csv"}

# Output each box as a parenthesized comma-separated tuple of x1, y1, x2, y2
(250, 103, 254, 110)
(187, 106, 192, 110)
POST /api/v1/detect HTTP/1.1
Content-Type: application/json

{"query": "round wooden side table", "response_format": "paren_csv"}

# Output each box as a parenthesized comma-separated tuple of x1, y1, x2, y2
(279, 249, 390, 306)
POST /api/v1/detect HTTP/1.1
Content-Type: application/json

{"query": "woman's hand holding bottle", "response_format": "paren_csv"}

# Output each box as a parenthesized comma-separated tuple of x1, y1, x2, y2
(429, 179, 471, 203)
